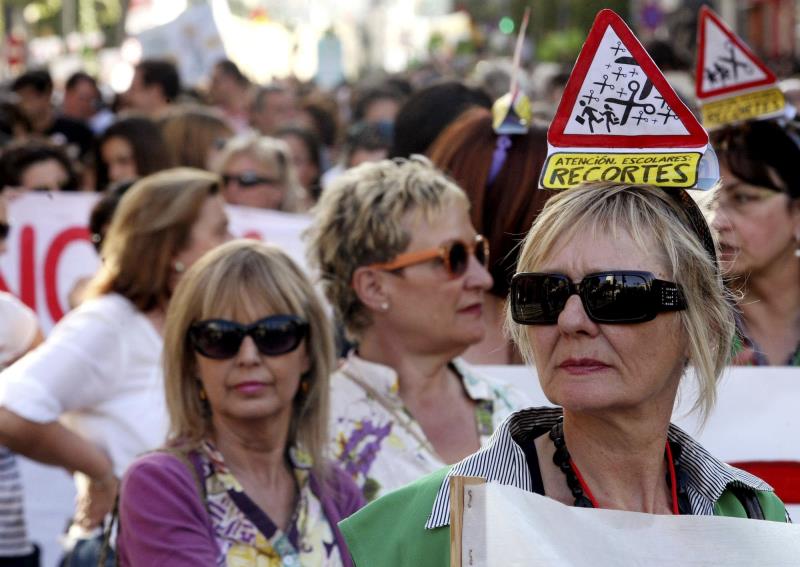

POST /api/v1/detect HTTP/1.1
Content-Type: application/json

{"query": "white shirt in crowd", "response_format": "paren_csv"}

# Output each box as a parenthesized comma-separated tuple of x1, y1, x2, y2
(0, 293, 167, 477)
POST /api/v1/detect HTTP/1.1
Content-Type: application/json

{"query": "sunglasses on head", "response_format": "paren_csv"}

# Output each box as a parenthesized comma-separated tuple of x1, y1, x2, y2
(368, 234, 489, 278)
(189, 314, 308, 360)
(222, 172, 280, 188)
(510, 271, 686, 325)
(0, 222, 8, 240)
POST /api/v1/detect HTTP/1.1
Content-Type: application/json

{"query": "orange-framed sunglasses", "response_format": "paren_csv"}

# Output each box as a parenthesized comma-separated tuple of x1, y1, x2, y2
(368, 234, 489, 277)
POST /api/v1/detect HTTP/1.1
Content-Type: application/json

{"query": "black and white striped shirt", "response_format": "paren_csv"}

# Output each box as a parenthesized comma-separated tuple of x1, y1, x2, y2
(425, 406, 777, 529)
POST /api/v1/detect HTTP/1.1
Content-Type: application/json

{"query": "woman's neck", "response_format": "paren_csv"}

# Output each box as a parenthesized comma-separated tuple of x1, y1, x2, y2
(538, 412, 673, 514)
(210, 413, 293, 484)
(357, 331, 459, 403)
(736, 259, 800, 323)
(735, 260, 800, 362)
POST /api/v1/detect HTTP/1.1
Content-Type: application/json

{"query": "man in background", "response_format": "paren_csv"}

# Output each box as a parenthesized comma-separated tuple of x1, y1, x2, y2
(250, 84, 297, 136)
(125, 59, 181, 118)
(11, 69, 94, 160)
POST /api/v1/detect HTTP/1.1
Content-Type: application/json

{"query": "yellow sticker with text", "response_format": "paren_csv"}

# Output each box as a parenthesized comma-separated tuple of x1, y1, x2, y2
(541, 152, 702, 190)
(701, 88, 785, 130)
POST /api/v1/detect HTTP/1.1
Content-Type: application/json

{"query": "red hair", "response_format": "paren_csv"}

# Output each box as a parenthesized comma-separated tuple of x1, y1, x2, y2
(428, 107, 554, 297)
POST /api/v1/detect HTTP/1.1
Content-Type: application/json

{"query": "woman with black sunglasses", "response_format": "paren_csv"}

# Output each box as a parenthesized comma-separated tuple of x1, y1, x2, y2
(338, 181, 788, 566)
(307, 157, 531, 503)
(213, 133, 309, 212)
(116, 240, 364, 566)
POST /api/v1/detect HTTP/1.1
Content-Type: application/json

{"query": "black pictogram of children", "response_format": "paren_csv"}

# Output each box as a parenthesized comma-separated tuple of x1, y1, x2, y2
(573, 44, 681, 133)
(704, 40, 753, 86)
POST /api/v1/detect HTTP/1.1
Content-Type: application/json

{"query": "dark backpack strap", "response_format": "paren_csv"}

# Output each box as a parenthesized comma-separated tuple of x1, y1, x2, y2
(98, 494, 119, 567)
(728, 485, 765, 520)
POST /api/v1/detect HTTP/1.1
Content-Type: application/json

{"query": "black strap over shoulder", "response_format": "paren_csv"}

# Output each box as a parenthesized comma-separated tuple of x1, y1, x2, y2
(728, 485, 766, 520)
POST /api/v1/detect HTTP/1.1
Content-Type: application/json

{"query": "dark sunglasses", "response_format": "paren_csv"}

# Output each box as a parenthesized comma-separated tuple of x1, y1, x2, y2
(510, 271, 686, 325)
(189, 315, 308, 359)
(0, 222, 8, 240)
(368, 234, 489, 278)
(222, 172, 281, 188)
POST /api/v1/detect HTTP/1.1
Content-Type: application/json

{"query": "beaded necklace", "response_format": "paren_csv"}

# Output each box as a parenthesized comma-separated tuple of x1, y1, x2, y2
(548, 420, 689, 515)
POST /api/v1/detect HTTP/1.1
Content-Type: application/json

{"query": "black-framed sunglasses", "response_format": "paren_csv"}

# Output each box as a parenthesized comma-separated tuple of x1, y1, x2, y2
(0, 222, 9, 240)
(189, 314, 308, 359)
(222, 172, 281, 188)
(368, 234, 489, 278)
(510, 271, 686, 325)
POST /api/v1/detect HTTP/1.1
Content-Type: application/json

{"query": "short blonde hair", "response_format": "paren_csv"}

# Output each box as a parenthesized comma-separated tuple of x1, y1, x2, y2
(507, 182, 734, 422)
(306, 157, 469, 340)
(163, 240, 335, 479)
(213, 133, 304, 212)
(85, 167, 221, 312)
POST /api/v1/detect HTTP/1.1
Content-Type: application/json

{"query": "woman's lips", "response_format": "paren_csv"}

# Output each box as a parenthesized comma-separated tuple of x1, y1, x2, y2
(233, 381, 268, 394)
(458, 304, 483, 316)
(558, 358, 611, 375)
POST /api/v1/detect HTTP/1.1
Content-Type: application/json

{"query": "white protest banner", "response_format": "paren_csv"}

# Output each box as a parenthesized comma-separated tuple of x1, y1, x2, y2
(695, 6, 786, 129)
(542, 9, 710, 191)
(0, 193, 310, 333)
(455, 481, 800, 566)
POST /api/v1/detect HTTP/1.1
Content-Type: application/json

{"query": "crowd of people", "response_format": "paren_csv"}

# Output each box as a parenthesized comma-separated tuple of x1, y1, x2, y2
(0, 15, 796, 566)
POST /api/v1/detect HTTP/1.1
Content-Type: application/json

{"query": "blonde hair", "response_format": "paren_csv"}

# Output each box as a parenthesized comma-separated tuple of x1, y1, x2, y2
(213, 133, 305, 212)
(85, 167, 221, 312)
(306, 157, 469, 340)
(507, 182, 734, 422)
(159, 105, 233, 170)
(162, 239, 334, 479)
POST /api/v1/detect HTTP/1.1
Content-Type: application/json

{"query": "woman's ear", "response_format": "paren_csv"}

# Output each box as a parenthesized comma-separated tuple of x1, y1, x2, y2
(351, 266, 390, 313)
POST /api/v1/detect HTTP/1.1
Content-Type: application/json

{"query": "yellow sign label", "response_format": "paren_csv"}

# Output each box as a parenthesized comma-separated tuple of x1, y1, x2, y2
(701, 88, 785, 129)
(541, 152, 702, 190)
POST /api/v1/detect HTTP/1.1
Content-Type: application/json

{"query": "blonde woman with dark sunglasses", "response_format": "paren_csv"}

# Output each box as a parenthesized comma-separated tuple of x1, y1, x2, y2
(307, 157, 531, 503)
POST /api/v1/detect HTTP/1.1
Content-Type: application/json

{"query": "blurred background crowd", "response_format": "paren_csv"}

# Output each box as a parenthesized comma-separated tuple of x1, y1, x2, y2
(0, 0, 798, 565)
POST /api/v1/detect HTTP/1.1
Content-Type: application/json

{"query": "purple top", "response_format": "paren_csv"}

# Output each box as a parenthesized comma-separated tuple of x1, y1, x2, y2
(117, 451, 365, 566)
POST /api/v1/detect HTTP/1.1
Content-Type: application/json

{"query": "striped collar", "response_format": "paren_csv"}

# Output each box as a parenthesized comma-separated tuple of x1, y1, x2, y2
(425, 406, 772, 529)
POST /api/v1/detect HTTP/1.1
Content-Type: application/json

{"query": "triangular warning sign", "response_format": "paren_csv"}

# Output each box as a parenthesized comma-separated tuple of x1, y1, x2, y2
(549, 9, 707, 149)
(695, 6, 777, 100)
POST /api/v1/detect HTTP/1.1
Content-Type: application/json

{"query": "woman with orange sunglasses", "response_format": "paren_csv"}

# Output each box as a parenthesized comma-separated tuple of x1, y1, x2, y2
(307, 157, 531, 502)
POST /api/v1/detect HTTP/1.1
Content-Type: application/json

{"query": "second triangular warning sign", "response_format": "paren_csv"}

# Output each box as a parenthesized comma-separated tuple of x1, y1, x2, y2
(549, 9, 707, 149)
(695, 6, 777, 99)
(694, 6, 786, 129)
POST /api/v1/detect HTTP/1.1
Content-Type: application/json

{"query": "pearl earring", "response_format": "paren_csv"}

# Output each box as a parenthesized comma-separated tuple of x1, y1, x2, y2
(174, 260, 186, 273)
(380, 302, 389, 311)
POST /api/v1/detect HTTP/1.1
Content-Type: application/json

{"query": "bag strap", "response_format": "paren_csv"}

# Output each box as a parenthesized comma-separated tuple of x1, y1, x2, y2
(98, 495, 120, 567)
(96, 445, 208, 567)
(729, 485, 765, 520)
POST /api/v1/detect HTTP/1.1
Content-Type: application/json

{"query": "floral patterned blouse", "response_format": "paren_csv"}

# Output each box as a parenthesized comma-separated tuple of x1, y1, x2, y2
(200, 441, 344, 566)
(328, 351, 531, 502)
(731, 316, 800, 366)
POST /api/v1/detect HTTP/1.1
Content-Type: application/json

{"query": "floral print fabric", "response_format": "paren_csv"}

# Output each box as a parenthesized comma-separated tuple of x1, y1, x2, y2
(200, 441, 343, 567)
(328, 352, 531, 501)
(731, 316, 800, 366)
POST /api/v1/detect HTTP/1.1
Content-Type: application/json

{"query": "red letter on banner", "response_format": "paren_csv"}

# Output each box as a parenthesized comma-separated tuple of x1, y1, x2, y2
(44, 227, 90, 323)
(20, 226, 36, 310)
